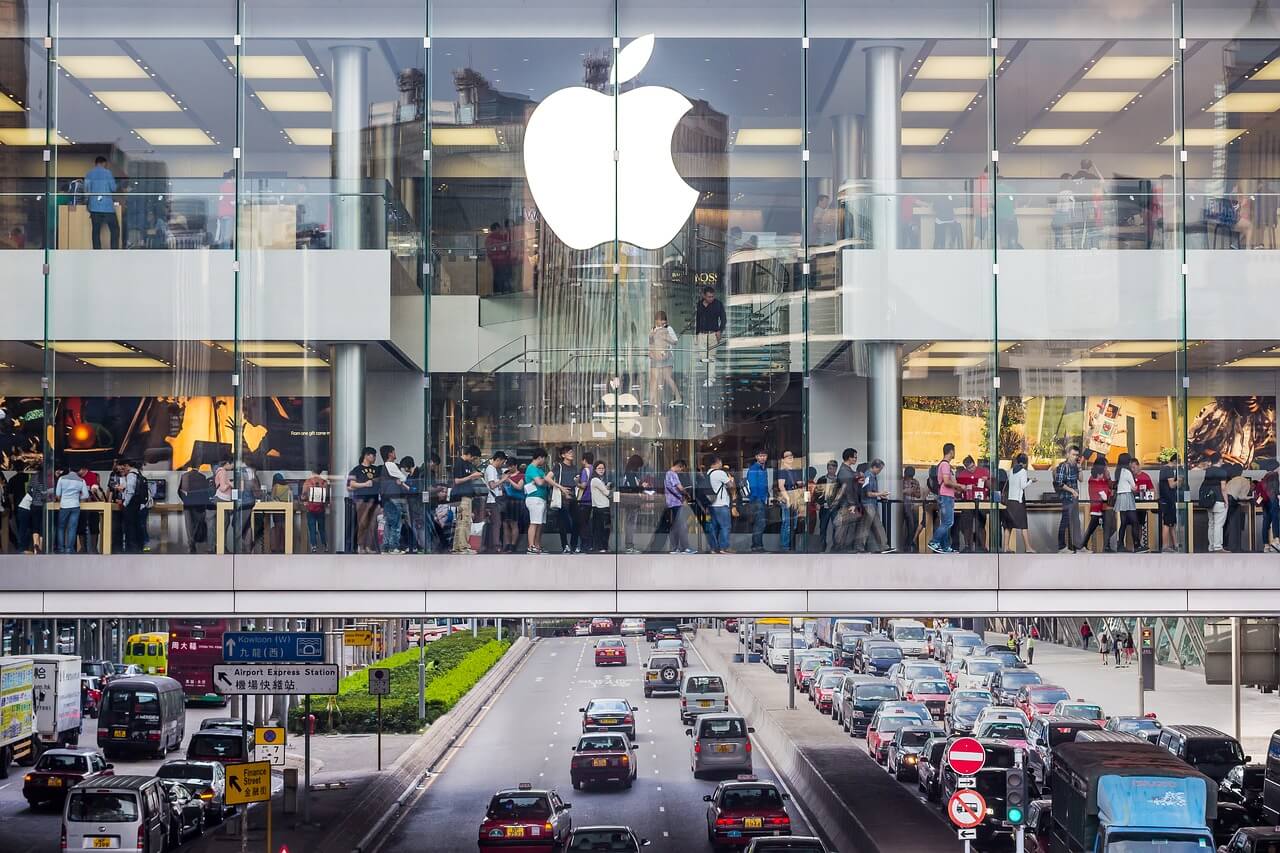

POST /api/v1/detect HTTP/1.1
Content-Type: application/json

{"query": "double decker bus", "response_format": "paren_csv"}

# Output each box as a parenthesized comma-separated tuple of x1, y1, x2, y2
(168, 620, 228, 706)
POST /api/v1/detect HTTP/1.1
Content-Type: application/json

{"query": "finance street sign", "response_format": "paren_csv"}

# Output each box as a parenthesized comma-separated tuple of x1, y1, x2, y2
(223, 632, 325, 663)
(225, 761, 272, 806)
(211, 663, 339, 695)
(343, 630, 375, 647)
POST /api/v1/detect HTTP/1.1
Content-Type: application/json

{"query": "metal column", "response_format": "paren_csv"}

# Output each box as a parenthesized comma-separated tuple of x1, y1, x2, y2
(864, 44, 902, 252)
(329, 344, 367, 553)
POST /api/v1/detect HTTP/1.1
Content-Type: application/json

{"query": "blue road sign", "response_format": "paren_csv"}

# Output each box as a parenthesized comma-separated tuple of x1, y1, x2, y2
(222, 632, 325, 663)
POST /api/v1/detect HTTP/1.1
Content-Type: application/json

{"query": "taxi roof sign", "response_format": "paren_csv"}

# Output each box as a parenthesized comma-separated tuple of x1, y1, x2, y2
(517, 782, 533, 790)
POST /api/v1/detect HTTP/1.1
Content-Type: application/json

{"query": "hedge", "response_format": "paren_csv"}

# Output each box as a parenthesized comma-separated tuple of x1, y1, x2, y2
(290, 630, 511, 734)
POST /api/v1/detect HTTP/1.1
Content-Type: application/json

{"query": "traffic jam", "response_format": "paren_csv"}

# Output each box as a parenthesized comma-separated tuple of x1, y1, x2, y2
(743, 616, 1273, 852)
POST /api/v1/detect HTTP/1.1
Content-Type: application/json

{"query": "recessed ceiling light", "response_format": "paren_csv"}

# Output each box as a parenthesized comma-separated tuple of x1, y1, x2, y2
(0, 128, 68, 145)
(92, 90, 181, 112)
(41, 341, 133, 353)
(1223, 357, 1280, 368)
(431, 127, 500, 146)
(1017, 128, 1097, 146)
(244, 356, 329, 368)
(133, 128, 215, 146)
(1207, 92, 1280, 112)
(59, 55, 149, 79)
(1093, 341, 1183, 354)
(211, 341, 308, 354)
(901, 91, 976, 112)
(79, 357, 170, 369)
(733, 128, 803, 146)
(1051, 91, 1138, 112)
(229, 56, 317, 79)
(1061, 357, 1151, 368)
(0, 92, 22, 112)
(284, 127, 332, 146)
(1083, 56, 1173, 80)
(255, 91, 332, 112)
(1162, 128, 1246, 146)
(916, 56, 996, 80)
(904, 356, 986, 368)
(901, 128, 949, 146)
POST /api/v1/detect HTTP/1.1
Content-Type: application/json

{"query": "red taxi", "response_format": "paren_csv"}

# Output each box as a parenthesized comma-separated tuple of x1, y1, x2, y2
(594, 638, 628, 667)
(867, 712, 923, 764)
(810, 668, 849, 715)
(478, 784, 573, 851)
(590, 617, 616, 636)
(903, 678, 952, 720)
(23, 748, 111, 808)
(703, 776, 791, 849)
(1016, 684, 1070, 720)
(569, 733, 638, 789)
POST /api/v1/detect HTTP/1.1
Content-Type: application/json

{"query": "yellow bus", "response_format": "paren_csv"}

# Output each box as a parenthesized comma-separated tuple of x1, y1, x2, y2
(123, 631, 168, 676)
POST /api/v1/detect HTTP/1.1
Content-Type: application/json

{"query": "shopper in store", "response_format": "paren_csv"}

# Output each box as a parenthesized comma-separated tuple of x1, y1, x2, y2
(1003, 453, 1035, 553)
(450, 444, 484, 555)
(1081, 461, 1114, 553)
(1158, 450, 1181, 552)
(577, 452, 596, 552)
(744, 448, 770, 553)
(348, 446, 381, 555)
(927, 443, 958, 554)
(54, 465, 89, 554)
(588, 460, 613, 553)
(1200, 456, 1229, 553)
(901, 465, 922, 552)
(663, 459, 696, 555)
(301, 466, 329, 553)
(178, 463, 213, 554)
(617, 454, 647, 554)
(1115, 455, 1144, 553)
(1224, 464, 1252, 552)
(1054, 445, 1083, 553)
(831, 448, 863, 552)
(379, 445, 409, 555)
(646, 311, 682, 412)
(523, 447, 551, 555)
(776, 449, 803, 552)
(85, 156, 120, 250)
(1259, 462, 1280, 552)
(482, 451, 510, 555)
(116, 459, 145, 554)
(550, 445, 580, 553)
(706, 455, 734, 555)
(856, 458, 892, 553)
(695, 286, 726, 388)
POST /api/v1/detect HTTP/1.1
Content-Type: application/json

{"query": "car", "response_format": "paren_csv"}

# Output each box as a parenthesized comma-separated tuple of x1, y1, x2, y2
(886, 619, 929, 657)
(594, 637, 628, 667)
(80, 675, 103, 718)
(879, 700, 931, 722)
(974, 719, 1029, 749)
(1050, 700, 1106, 723)
(573, 622, 592, 637)
(199, 716, 241, 731)
(690, 714, 755, 779)
(1025, 716, 1103, 790)
(946, 688, 994, 712)
(833, 633, 869, 668)
(569, 733, 638, 790)
(885, 724, 946, 781)
(1217, 826, 1280, 853)
(680, 672, 729, 726)
(580, 698, 637, 740)
(943, 659, 964, 689)
(854, 642, 903, 676)
(654, 637, 689, 666)
(477, 783, 573, 851)
(158, 778, 205, 845)
(62, 775, 172, 853)
(974, 706, 1030, 730)
(644, 619, 681, 643)
(644, 654, 683, 697)
(916, 736, 949, 801)
(890, 660, 946, 697)
(1157, 725, 1248, 783)
(155, 759, 230, 824)
(657, 626, 681, 641)
(1015, 684, 1071, 720)
(984, 649, 1026, 669)
(112, 663, 145, 679)
(185, 727, 251, 766)
(565, 826, 651, 850)
(724, 618, 739, 633)
(945, 697, 991, 736)
(838, 678, 899, 737)
(765, 633, 807, 673)
(945, 631, 984, 662)
(1105, 714, 1164, 744)
(743, 838, 828, 852)
(794, 650, 833, 692)
(810, 668, 850, 715)
(954, 657, 1004, 690)
(619, 618, 646, 637)
(703, 776, 791, 849)
(902, 678, 951, 720)
(23, 748, 111, 808)
(866, 711, 923, 765)
(988, 667, 1043, 706)
(1222, 765, 1267, 822)
(590, 617, 616, 636)
(931, 627, 960, 661)
(81, 659, 114, 683)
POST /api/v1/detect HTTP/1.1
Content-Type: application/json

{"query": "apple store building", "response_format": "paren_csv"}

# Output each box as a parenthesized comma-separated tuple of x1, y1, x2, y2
(2, 0, 1280, 560)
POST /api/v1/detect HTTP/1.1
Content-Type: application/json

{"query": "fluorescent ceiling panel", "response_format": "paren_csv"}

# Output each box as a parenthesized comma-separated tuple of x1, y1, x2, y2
(431, 127, 500, 146)
(1083, 56, 1173, 80)
(134, 128, 214, 146)
(1224, 357, 1280, 368)
(0, 92, 22, 112)
(734, 128, 803, 146)
(92, 90, 181, 112)
(1061, 357, 1151, 368)
(80, 357, 170, 368)
(255, 91, 332, 112)
(1017, 128, 1097, 146)
(284, 128, 331, 146)
(904, 356, 985, 368)
(43, 341, 133, 353)
(0, 128, 67, 145)
(916, 56, 992, 80)
(59, 55, 149, 79)
(245, 356, 329, 368)
(231, 56, 317, 79)
(1094, 341, 1182, 354)
(212, 341, 308, 353)
(901, 127, 949, 146)
(1051, 91, 1138, 112)
(1253, 61, 1280, 81)
(1207, 92, 1280, 112)
(925, 341, 1015, 353)
(1162, 128, 1246, 146)
(901, 91, 976, 112)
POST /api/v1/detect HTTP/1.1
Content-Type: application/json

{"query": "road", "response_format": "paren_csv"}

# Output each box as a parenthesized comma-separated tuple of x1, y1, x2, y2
(382, 634, 819, 851)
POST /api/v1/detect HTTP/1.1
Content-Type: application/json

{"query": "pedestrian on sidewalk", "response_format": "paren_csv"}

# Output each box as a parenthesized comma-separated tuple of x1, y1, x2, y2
(1026, 631, 1036, 664)
(1099, 632, 1111, 666)
(1113, 633, 1122, 666)
(1123, 631, 1136, 666)
(1080, 621, 1092, 649)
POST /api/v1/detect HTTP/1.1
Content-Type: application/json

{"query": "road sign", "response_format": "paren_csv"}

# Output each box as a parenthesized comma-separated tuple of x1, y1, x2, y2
(946, 737, 987, 775)
(225, 761, 272, 806)
(255, 743, 284, 766)
(958, 828, 977, 840)
(223, 632, 324, 663)
(211, 663, 339, 695)
(368, 667, 390, 696)
(255, 726, 285, 746)
(957, 775, 977, 788)
(343, 629, 374, 647)
(948, 790, 987, 830)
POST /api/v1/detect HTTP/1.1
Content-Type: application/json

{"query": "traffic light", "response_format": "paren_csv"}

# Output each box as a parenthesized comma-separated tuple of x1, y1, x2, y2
(1005, 767, 1028, 826)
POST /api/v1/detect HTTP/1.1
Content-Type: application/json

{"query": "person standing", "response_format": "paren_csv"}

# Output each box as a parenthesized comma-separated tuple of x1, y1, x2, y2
(1026, 629, 1036, 664)
(577, 452, 596, 552)
(1158, 451, 1181, 552)
(857, 459, 892, 553)
(617, 455, 646, 554)
(54, 466, 88, 553)
(589, 460, 612, 553)
(302, 467, 329, 553)
(85, 156, 120, 250)
(116, 460, 145, 554)
(1259, 464, 1280, 552)
(348, 447, 380, 555)
(1123, 631, 1136, 666)
(776, 450, 802, 552)
(1115, 456, 1143, 553)
(900, 466, 922, 553)
(1004, 454, 1035, 553)
(1080, 620, 1092, 650)
(744, 449, 770, 553)
(828, 448, 863, 552)
(523, 448, 551, 555)
(927, 443, 958, 554)
(647, 312, 681, 411)
(482, 451, 509, 555)
(1201, 457, 1229, 553)
(450, 445, 484, 555)
(1081, 462, 1114, 553)
(550, 446, 580, 553)
(816, 460, 841, 552)
(1099, 631, 1111, 666)
(810, 194, 837, 245)
(1054, 445, 1083, 554)
(664, 459, 695, 555)
(1224, 465, 1252, 553)
(178, 464, 213, 554)
(77, 465, 105, 554)
(707, 456, 733, 555)
(379, 445, 409, 554)
(694, 286, 726, 388)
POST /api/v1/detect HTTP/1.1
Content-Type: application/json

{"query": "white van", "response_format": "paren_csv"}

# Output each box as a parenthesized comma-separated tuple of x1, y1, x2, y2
(63, 775, 170, 852)
(887, 619, 929, 657)
(679, 672, 728, 725)
(765, 633, 807, 673)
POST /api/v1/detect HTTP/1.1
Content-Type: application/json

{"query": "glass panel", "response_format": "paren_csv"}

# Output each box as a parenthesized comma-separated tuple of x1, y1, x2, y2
(993, 0, 1181, 555)
(808, 0, 995, 556)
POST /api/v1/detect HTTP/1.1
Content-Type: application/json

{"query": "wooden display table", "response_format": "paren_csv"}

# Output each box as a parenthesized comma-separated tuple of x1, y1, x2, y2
(216, 500, 294, 554)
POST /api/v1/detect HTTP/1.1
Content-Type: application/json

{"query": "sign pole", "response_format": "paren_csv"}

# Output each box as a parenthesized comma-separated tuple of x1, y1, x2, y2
(964, 842, 971, 853)
(303, 694, 311, 824)
(240, 695, 249, 841)
(418, 631, 426, 721)
(377, 693, 383, 771)
(265, 791, 271, 853)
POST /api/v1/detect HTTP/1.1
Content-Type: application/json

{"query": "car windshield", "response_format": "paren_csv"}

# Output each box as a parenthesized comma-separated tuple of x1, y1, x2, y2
(877, 716, 917, 733)
(1187, 739, 1244, 764)
(895, 626, 926, 640)
(36, 753, 87, 773)
(598, 639, 624, 648)
(190, 735, 243, 759)
(772, 636, 807, 649)
(1047, 725, 1093, 747)
(1001, 671, 1042, 688)
(699, 718, 748, 739)
(1029, 688, 1070, 704)
(870, 648, 902, 661)
(953, 701, 987, 718)
(487, 794, 550, 820)
(578, 736, 627, 751)
(818, 673, 844, 688)
(586, 700, 630, 714)
(67, 791, 139, 823)
(980, 723, 1027, 740)
(857, 684, 899, 701)
(1116, 719, 1162, 734)
(106, 689, 158, 714)
(799, 659, 823, 673)
(954, 635, 981, 647)
(157, 763, 214, 782)
(967, 661, 1000, 675)
(656, 640, 683, 650)
(900, 730, 937, 748)
(912, 680, 950, 695)
(567, 830, 640, 852)
(685, 676, 725, 694)
(720, 786, 784, 810)
(1063, 705, 1104, 719)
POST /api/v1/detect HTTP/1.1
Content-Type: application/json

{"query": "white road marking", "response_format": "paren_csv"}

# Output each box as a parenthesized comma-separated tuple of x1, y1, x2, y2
(658, 806, 665, 812)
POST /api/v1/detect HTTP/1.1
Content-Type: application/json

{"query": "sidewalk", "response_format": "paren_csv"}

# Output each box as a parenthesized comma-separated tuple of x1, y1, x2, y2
(989, 632, 1280, 758)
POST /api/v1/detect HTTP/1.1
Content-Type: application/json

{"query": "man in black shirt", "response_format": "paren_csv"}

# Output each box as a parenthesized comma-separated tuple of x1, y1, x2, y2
(694, 285, 726, 387)
(451, 444, 484, 554)
(1157, 453, 1180, 552)
(348, 446, 380, 554)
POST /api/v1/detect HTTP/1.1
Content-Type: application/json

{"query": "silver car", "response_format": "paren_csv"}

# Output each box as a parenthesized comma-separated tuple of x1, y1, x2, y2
(689, 713, 755, 778)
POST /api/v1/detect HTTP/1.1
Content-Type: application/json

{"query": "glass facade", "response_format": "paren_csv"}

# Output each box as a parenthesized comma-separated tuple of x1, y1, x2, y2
(2, 0, 1278, 559)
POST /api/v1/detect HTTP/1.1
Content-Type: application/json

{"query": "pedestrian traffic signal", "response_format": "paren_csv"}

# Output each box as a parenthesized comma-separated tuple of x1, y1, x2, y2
(1005, 767, 1028, 826)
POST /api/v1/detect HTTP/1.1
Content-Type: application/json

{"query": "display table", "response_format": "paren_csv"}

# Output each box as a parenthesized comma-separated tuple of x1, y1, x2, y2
(57, 203, 124, 249)
(216, 500, 294, 554)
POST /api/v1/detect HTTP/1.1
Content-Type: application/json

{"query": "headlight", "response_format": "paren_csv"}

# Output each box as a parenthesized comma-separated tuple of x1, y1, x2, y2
(906, 755, 918, 764)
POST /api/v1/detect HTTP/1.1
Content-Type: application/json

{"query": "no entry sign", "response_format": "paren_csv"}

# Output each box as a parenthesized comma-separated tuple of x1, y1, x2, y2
(946, 737, 987, 775)
(948, 789, 987, 830)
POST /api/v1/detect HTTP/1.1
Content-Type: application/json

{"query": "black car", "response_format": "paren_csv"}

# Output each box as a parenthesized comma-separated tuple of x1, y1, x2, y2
(1157, 725, 1248, 783)
(839, 679, 899, 737)
(1026, 716, 1103, 792)
(1220, 764, 1266, 822)
(945, 698, 988, 736)
(1218, 826, 1280, 853)
(155, 759, 230, 823)
(988, 668, 1043, 706)
(984, 649, 1026, 669)
(185, 728, 251, 767)
(886, 724, 946, 782)
(916, 737, 949, 801)
(158, 779, 205, 846)
(80, 659, 115, 683)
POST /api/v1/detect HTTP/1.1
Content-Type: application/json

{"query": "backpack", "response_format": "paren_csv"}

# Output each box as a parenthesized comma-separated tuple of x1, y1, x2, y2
(995, 467, 1009, 500)
(1198, 480, 1218, 510)
(27, 478, 46, 507)
(693, 472, 716, 511)
(926, 464, 940, 494)
(1052, 463, 1065, 494)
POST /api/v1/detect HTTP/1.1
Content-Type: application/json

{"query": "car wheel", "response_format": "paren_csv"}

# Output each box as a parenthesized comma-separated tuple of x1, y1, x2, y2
(894, 768, 906, 782)
(643, 689, 651, 698)
(692, 767, 702, 780)
(572, 779, 581, 790)
(25, 798, 39, 810)
(624, 775, 633, 789)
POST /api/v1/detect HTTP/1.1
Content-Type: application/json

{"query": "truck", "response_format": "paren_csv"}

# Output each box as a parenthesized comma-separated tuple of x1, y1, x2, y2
(30, 654, 83, 753)
(1039, 741, 1217, 853)
(0, 656, 36, 778)
(813, 617, 873, 649)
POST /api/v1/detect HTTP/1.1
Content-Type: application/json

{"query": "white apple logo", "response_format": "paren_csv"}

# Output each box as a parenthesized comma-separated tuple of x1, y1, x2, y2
(523, 34, 698, 251)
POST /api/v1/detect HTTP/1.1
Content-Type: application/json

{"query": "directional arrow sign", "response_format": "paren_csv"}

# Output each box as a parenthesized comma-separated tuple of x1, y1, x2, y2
(225, 761, 271, 806)
(948, 789, 988, 830)
(223, 632, 325, 664)
(210, 664, 339, 695)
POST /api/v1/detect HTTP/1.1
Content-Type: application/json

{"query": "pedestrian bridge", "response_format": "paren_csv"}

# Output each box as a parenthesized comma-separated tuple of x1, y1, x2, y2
(0, 553, 1271, 617)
